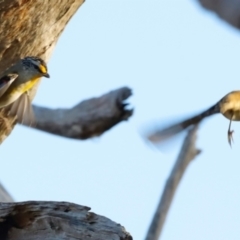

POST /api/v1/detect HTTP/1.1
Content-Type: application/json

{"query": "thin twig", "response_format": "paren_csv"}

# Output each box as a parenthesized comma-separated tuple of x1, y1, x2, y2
(145, 125, 201, 240)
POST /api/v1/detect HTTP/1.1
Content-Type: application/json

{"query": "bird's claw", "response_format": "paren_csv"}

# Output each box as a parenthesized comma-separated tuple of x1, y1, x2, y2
(228, 130, 234, 147)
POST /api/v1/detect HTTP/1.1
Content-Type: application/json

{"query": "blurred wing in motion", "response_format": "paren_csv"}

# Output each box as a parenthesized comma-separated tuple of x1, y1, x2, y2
(6, 92, 35, 126)
(145, 104, 219, 145)
(147, 119, 189, 144)
(0, 74, 18, 98)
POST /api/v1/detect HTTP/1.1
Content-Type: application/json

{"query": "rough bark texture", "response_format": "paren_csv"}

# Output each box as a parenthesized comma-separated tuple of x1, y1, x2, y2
(198, 0, 240, 29)
(28, 87, 133, 139)
(145, 126, 201, 240)
(0, 201, 132, 240)
(0, 0, 85, 66)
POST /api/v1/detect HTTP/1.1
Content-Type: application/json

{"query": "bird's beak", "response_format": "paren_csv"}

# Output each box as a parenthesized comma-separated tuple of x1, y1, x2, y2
(43, 73, 50, 78)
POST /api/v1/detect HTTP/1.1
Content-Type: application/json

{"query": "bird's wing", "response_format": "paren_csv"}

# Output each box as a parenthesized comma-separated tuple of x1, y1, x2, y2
(146, 104, 219, 144)
(146, 121, 187, 144)
(0, 74, 18, 98)
(6, 92, 35, 126)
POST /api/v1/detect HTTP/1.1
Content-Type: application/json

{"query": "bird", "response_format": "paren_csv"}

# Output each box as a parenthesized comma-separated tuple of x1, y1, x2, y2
(146, 91, 240, 147)
(0, 56, 50, 125)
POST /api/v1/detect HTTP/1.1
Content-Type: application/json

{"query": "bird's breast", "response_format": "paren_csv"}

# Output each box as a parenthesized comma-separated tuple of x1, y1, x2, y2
(11, 77, 40, 95)
(221, 101, 240, 121)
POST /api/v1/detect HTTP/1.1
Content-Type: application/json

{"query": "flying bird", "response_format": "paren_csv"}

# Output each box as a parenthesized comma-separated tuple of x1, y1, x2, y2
(0, 56, 50, 125)
(146, 91, 240, 147)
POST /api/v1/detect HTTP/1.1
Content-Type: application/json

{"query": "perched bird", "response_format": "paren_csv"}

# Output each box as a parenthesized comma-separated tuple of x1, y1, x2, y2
(147, 91, 240, 147)
(0, 56, 50, 125)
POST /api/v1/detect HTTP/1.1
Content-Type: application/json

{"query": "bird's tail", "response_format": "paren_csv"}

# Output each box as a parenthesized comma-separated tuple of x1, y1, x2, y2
(147, 103, 219, 144)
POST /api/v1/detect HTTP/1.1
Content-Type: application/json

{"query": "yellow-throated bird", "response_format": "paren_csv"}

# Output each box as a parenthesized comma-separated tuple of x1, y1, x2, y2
(147, 91, 240, 147)
(0, 56, 50, 125)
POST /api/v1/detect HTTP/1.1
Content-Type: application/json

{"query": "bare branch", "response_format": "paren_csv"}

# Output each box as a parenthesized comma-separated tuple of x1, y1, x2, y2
(198, 0, 240, 29)
(0, 183, 13, 202)
(145, 125, 201, 240)
(23, 87, 133, 139)
(0, 201, 132, 240)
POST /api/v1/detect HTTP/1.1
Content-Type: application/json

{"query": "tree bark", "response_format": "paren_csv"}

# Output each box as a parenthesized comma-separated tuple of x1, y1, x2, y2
(0, 201, 132, 240)
(198, 0, 240, 29)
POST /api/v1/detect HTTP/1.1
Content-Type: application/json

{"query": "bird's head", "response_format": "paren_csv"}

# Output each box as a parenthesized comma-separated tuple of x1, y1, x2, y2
(22, 56, 50, 78)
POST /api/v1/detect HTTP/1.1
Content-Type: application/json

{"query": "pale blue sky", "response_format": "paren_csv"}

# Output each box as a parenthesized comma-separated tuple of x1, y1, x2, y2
(1, 1, 240, 239)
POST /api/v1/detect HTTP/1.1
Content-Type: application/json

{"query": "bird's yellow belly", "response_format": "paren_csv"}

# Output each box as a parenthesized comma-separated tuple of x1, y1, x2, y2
(11, 77, 40, 94)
